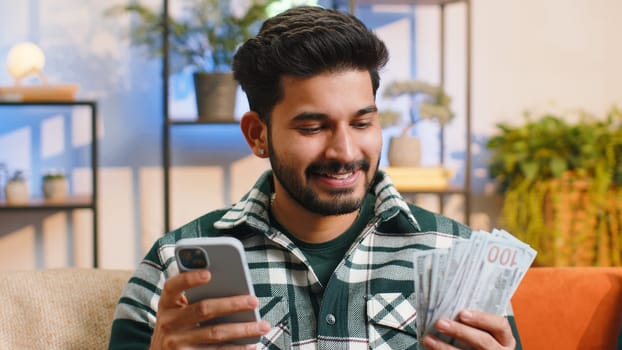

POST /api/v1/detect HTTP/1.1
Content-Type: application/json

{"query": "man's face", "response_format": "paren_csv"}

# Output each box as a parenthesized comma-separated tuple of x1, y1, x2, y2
(268, 69, 382, 215)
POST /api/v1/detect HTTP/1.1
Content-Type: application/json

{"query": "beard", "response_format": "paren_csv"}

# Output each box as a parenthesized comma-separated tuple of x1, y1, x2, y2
(268, 138, 377, 216)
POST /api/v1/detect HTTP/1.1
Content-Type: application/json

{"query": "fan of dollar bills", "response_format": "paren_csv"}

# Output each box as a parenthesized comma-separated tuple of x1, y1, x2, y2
(413, 228, 537, 349)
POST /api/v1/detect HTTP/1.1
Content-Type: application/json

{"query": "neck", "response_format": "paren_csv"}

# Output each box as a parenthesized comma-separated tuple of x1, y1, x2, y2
(270, 192, 359, 244)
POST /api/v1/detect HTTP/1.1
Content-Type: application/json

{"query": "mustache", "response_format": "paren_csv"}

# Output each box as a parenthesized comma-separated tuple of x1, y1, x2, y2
(306, 159, 370, 175)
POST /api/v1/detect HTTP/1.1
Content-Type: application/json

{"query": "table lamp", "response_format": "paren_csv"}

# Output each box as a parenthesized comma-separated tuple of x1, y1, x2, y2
(6, 42, 48, 85)
(0, 41, 79, 101)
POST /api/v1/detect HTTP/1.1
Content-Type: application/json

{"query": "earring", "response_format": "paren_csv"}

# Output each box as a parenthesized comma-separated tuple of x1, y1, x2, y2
(258, 149, 265, 156)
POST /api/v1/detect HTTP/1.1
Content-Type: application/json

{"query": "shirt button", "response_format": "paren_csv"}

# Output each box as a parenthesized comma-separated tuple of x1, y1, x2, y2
(326, 314, 336, 325)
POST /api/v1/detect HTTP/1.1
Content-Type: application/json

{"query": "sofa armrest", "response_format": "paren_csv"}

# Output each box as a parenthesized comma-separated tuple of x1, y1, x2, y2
(512, 267, 622, 349)
(0, 268, 132, 349)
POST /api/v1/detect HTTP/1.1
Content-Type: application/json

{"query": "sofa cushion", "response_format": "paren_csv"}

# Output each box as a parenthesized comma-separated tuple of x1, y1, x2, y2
(0, 268, 132, 350)
(512, 267, 622, 350)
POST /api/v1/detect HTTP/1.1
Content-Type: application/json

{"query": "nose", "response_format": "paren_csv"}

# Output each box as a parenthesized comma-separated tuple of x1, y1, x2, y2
(324, 124, 356, 162)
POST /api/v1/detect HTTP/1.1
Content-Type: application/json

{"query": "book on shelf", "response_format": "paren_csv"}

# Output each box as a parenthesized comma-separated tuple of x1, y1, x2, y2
(0, 84, 79, 102)
(382, 166, 451, 191)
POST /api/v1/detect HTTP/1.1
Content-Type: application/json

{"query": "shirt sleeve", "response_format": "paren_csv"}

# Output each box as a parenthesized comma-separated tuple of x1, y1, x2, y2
(507, 303, 523, 350)
(108, 243, 168, 350)
(109, 318, 153, 350)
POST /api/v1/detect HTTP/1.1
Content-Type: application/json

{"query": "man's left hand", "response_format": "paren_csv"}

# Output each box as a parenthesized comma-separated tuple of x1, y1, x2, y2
(422, 309, 515, 350)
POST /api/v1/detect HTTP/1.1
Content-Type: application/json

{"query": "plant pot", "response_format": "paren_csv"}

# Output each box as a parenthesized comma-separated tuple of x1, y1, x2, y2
(193, 72, 237, 122)
(4, 181, 28, 204)
(503, 171, 622, 267)
(388, 134, 421, 167)
(43, 178, 68, 201)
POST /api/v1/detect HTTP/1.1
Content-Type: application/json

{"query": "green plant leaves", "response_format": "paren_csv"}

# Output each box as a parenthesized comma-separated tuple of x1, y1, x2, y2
(486, 106, 622, 193)
(550, 156, 568, 178)
(488, 107, 622, 266)
(520, 161, 539, 181)
(380, 79, 455, 129)
(105, 0, 276, 73)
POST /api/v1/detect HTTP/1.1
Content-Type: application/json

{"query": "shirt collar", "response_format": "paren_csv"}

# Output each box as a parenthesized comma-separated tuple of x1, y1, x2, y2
(213, 169, 421, 233)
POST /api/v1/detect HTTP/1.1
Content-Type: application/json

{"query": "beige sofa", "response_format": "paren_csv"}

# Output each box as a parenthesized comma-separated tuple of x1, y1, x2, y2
(0, 268, 131, 349)
(2, 267, 622, 349)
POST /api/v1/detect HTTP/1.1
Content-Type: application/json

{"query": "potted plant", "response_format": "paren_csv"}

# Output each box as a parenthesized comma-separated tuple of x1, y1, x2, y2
(42, 171, 68, 201)
(486, 106, 622, 266)
(4, 170, 28, 204)
(106, 0, 276, 121)
(380, 80, 455, 167)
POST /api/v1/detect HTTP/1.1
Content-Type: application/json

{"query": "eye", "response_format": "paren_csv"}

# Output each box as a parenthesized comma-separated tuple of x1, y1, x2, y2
(352, 117, 374, 129)
(352, 121, 372, 129)
(297, 125, 323, 135)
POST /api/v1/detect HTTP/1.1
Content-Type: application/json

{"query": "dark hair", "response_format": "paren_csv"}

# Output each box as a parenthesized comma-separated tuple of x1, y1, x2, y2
(232, 6, 389, 124)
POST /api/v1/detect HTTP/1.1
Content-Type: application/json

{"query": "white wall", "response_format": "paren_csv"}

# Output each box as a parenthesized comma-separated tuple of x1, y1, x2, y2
(473, 0, 622, 133)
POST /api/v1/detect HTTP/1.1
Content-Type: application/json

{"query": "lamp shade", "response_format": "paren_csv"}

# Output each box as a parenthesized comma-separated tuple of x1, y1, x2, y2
(6, 42, 45, 81)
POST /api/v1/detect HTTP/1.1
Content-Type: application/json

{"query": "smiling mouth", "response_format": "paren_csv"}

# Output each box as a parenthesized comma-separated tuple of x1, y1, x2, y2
(307, 160, 370, 177)
(306, 160, 370, 187)
(312, 170, 361, 189)
(318, 171, 354, 180)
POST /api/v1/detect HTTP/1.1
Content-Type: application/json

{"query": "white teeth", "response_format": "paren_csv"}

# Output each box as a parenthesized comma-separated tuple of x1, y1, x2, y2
(323, 172, 353, 179)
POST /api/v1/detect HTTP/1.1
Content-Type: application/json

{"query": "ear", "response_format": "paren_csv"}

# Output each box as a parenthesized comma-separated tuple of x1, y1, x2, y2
(240, 111, 269, 158)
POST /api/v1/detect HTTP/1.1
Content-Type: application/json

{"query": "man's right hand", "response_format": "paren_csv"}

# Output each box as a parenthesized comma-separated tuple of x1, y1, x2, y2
(149, 269, 271, 349)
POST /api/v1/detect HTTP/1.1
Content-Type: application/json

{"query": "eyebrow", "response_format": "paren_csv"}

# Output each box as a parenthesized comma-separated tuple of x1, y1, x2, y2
(291, 105, 378, 122)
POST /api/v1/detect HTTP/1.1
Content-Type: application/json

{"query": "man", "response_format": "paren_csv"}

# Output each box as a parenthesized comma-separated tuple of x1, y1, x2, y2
(109, 6, 519, 350)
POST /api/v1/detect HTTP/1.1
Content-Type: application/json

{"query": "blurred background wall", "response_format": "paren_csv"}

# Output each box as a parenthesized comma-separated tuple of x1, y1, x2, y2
(0, 0, 621, 270)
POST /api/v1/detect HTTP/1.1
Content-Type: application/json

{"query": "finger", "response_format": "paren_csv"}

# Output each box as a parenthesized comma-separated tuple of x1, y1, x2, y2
(187, 295, 260, 325)
(421, 333, 459, 350)
(183, 344, 258, 350)
(159, 270, 212, 309)
(433, 317, 497, 350)
(169, 320, 271, 347)
(155, 303, 201, 334)
(167, 340, 258, 350)
(157, 294, 260, 332)
(457, 310, 515, 347)
(196, 344, 259, 350)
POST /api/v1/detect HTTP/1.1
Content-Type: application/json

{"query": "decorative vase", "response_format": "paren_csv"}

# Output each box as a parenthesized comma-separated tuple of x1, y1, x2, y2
(388, 134, 422, 167)
(4, 180, 28, 204)
(43, 177, 68, 201)
(193, 72, 237, 122)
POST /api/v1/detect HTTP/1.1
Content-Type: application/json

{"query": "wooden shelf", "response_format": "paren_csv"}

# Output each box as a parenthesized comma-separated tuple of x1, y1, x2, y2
(357, 0, 472, 222)
(0, 101, 99, 267)
(0, 101, 96, 107)
(0, 195, 94, 210)
(167, 120, 239, 126)
(354, 0, 464, 6)
(396, 185, 466, 195)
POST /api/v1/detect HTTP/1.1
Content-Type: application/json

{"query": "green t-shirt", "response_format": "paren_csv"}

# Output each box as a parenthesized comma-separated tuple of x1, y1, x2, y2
(270, 194, 374, 286)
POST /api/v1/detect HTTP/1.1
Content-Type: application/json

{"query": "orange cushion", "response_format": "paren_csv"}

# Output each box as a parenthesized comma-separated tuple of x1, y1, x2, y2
(512, 267, 622, 349)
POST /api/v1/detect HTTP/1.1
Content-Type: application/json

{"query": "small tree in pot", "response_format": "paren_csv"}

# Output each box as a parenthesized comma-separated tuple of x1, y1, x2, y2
(379, 80, 455, 167)
(4, 171, 28, 204)
(42, 171, 68, 201)
(106, 0, 277, 121)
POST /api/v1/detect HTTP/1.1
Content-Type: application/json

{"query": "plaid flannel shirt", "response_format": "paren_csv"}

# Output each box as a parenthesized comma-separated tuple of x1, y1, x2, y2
(110, 170, 500, 350)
